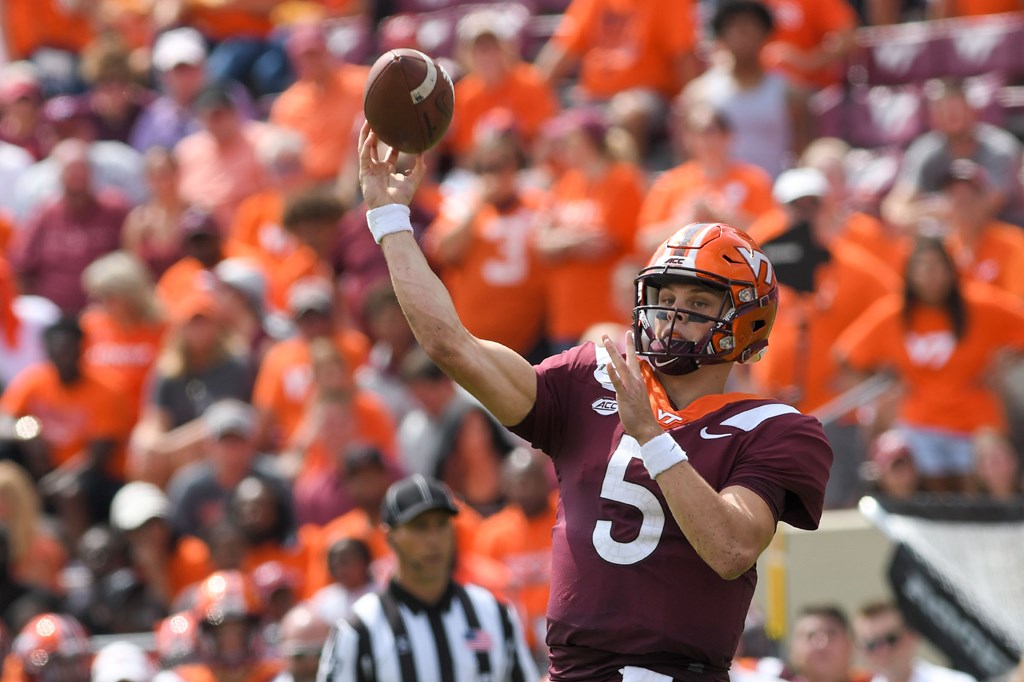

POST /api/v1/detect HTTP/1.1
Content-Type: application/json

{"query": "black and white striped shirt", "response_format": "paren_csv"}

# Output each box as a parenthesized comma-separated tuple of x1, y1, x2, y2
(317, 580, 539, 682)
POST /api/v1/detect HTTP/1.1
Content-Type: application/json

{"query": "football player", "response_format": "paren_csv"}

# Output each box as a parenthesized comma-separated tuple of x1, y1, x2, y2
(356, 123, 833, 681)
(10, 614, 91, 682)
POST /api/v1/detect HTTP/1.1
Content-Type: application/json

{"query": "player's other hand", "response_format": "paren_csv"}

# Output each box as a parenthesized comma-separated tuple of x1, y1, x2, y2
(602, 331, 663, 445)
(358, 121, 427, 210)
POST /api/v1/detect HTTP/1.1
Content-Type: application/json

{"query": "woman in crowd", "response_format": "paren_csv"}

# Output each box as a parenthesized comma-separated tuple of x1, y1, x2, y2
(121, 147, 190, 278)
(0, 461, 65, 594)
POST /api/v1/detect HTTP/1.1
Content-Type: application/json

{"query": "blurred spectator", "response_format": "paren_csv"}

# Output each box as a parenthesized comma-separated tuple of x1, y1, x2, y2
(762, 0, 858, 89)
(254, 279, 370, 447)
(78, 35, 149, 145)
(533, 109, 645, 350)
(121, 147, 189, 278)
(80, 251, 167, 423)
(474, 448, 557, 661)
(785, 605, 864, 682)
(252, 560, 301, 630)
(203, 519, 249, 576)
(863, 430, 920, 501)
(130, 27, 255, 154)
(836, 237, 1024, 492)
(971, 428, 1022, 500)
(9, 613, 91, 682)
(273, 604, 330, 682)
(0, 63, 47, 160)
(166, 399, 288, 540)
(155, 208, 265, 309)
(229, 128, 311, 278)
(63, 525, 130, 634)
(128, 290, 251, 486)
(168, 1, 290, 98)
(425, 128, 546, 357)
(155, 611, 200, 670)
(0, 527, 33, 633)
(175, 84, 269, 227)
(270, 23, 367, 184)
(0, 139, 33, 222)
(91, 641, 157, 682)
(0, 318, 128, 534)
(535, 0, 698, 156)
(10, 139, 130, 314)
(0, 256, 61, 388)
(214, 258, 282, 365)
(109, 482, 213, 609)
(11, 99, 146, 224)
(684, 0, 807, 178)
(308, 537, 374, 625)
(853, 600, 976, 682)
(448, 10, 559, 164)
(0, 462, 65, 594)
(226, 476, 309, 586)
(883, 78, 1024, 230)
(937, 160, 1024, 299)
(637, 102, 775, 255)
(172, 571, 282, 681)
(747, 168, 899, 507)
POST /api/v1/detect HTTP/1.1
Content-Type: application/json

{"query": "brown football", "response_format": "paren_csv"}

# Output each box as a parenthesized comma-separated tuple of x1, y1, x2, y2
(363, 48, 455, 154)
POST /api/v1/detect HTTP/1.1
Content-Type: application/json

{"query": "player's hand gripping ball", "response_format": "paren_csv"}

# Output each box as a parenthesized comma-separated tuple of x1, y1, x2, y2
(363, 49, 455, 154)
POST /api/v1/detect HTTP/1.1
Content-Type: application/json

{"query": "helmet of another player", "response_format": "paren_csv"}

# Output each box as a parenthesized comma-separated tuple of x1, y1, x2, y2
(193, 570, 265, 668)
(12, 613, 91, 682)
(633, 223, 778, 375)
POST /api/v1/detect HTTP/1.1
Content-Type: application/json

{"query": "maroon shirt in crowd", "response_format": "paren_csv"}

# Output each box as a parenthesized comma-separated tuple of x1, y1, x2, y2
(11, 192, 129, 313)
(509, 343, 832, 681)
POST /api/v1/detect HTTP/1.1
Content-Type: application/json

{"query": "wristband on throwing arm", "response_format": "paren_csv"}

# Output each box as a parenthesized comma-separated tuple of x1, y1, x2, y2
(639, 432, 688, 479)
(367, 204, 413, 244)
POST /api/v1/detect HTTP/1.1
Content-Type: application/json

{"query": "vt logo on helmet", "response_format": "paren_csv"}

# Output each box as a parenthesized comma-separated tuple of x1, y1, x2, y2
(632, 222, 779, 375)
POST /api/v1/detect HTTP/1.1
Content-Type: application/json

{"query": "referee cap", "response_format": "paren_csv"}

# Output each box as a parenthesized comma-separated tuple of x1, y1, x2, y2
(382, 475, 459, 527)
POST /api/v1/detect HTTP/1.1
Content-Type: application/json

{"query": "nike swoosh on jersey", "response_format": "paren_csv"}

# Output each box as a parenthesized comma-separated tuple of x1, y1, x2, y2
(699, 427, 732, 440)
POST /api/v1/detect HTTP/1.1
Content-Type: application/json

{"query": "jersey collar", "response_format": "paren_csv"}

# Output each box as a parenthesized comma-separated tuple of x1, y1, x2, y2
(387, 578, 457, 614)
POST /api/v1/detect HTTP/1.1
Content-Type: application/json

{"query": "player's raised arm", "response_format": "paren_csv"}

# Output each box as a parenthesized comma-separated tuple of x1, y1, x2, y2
(357, 123, 537, 426)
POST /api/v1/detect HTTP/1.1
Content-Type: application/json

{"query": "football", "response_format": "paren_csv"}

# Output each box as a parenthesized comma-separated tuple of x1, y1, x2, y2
(363, 48, 455, 155)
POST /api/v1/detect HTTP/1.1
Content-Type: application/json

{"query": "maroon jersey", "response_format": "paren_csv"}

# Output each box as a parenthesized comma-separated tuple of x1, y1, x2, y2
(508, 343, 832, 681)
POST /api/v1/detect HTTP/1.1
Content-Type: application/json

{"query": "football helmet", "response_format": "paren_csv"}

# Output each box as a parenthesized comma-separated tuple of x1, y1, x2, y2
(155, 611, 199, 668)
(12, 613, 91, 682)
(193, 571, 264, 668)
(633, 223, 778, 375)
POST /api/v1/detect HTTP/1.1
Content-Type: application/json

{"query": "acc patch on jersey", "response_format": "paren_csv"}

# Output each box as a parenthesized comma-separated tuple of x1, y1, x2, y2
(591, 398, 618, 416)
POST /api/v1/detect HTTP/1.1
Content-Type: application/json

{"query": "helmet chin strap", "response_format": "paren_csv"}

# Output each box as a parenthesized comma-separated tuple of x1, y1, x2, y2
(637, 312, 704, 376)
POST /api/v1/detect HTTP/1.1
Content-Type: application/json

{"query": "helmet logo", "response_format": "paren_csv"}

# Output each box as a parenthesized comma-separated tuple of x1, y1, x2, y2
(736, 245, 774, 285)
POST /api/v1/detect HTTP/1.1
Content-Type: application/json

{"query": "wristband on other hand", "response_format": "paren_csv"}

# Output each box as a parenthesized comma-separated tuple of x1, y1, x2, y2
(639, 432, 688, 479)
(367, 204, 413, 244)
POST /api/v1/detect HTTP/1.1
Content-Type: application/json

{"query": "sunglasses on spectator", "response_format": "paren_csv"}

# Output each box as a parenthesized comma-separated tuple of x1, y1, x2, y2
(861, 630, 903, 652)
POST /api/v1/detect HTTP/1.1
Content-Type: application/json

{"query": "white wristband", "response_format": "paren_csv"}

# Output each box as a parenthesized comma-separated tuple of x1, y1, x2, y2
(639, 432, 688, 479)
(366, 204, 413, 244)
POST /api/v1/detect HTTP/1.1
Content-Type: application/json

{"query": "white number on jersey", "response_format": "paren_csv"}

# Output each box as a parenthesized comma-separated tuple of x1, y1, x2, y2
(592, 436, 666, 565)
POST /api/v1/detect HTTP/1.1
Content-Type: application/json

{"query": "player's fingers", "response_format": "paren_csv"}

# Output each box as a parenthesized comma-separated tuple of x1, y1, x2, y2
(366, 131, 382, 165)
(358, 121, 370, 156)
(604, 361, 623, 394)
(601, 336, 629, 383)
(384, 145, 400, 168)
(624, 330, 642, 379)
(409, 154, 428, 182)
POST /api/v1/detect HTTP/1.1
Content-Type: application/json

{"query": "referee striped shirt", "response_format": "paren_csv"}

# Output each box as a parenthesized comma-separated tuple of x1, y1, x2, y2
(317, 579, 538, 682)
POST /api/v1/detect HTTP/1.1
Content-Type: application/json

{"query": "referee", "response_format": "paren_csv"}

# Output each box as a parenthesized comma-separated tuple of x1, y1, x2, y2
(316, 475, 538, 682)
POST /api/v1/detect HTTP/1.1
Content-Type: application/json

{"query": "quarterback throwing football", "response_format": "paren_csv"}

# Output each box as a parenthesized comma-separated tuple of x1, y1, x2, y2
(357, 123, 832, 682)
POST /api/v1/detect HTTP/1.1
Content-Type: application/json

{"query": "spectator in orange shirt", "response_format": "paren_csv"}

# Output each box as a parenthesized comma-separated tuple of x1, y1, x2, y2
(80, 252, 167, 423)
(270, 23, 368, 185)
(122, 147, 190, 278)
(684, 1, 808, 179)
(535, 0, 698, 155)
(448, 9, 560, 164)
(0, 462, 66, 594)
(836, 237, 1024, 492)
(253, 279, 370, 447)
(128, 291, 252, 487)
(474, 448, 557, 661)
(533, 109, 646, 349)
(229, 128, 311, 278)
(0, 317, 127, 538)
(1, 0, 93, 93)
(762, 0, 858, 89)
(109, 481, 214, 609)
(938, 160, 1024, 299)
(424, 128, 548, 357)
(637, 103, 775, 255)
(750, 168, 899, 507)
(176, 85, 268, 228)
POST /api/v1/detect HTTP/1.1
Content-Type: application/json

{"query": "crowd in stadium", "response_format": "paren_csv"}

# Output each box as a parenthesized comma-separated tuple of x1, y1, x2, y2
(0, 0, 1023, 680)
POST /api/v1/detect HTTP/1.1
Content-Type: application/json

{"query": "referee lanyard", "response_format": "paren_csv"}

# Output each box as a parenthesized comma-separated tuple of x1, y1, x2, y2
(377, 582, 503, 682)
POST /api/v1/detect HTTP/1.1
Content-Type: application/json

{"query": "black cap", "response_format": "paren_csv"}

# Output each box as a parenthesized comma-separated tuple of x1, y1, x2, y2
(381, 475, 459, 527)
(711, 0, 774, 37)
(193, 84, 234, 113)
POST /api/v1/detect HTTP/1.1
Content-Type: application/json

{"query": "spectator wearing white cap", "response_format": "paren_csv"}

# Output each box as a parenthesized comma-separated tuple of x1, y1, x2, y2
(109, 481, 214, 608)
(129, 28, 255, 154)
(92, 640, 157, 682)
